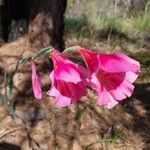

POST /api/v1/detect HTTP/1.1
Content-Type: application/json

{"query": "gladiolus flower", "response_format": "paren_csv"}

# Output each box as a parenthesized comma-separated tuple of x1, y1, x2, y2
(31, 60, 42, 99)
(78, 48, 140, 109)
(48, 49, 89, 107)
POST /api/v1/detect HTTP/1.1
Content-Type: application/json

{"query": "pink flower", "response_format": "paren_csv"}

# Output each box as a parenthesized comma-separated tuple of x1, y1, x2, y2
(48, 49, 89, 107)
(78, 48, 140, 109)
(31, 60, 42, 99)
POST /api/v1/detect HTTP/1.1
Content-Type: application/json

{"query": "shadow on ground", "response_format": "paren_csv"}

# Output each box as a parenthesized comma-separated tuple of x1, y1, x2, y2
(0, 142, 21, 150)
(121, 82, 150, 149)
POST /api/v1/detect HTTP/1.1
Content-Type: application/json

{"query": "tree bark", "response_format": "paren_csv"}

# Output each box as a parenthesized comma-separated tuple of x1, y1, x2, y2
(1, 0, 29, 42)
(0, 0, 67, 51)
(29, 0, 67, 51)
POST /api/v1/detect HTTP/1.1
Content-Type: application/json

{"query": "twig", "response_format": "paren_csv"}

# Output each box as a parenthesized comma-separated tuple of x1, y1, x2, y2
(0, 127, 22, 140)
(4, 70, 8, 100)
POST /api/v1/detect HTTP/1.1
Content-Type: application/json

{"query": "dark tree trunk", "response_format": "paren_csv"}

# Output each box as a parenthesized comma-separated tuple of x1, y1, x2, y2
(29, 0, 67, 51)
(0, 0, 67, 51)
(1, 0, 29, 42)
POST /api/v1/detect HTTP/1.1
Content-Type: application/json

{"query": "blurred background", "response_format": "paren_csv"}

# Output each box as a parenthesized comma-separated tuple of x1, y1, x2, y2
(66, 0, 150, 43)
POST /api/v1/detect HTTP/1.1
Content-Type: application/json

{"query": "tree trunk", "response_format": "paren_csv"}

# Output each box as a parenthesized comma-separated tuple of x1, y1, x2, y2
(0, 0, 67, 51)
(1, 0, 29, 42)
(29, 0, 67, 51)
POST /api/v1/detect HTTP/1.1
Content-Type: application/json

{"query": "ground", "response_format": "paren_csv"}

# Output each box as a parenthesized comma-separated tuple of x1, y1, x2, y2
(0, 36, 150, 150)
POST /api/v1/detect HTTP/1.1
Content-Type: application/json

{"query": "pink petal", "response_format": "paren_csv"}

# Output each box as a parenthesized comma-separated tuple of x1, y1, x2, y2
(48, 71, 72, 107)
(78, 48, 99, 72)
(106, 72, 135, 99)
(89, 75, 111, 106)
(56, 80, 86, 99)
(109, 82, 133, 101)
(48, 62, 87, 106)
(96, 86, 110, 106)
(104, 95, 118, 109)
(31, 61, 42, 99)
(77, 48, 140, 109)
(99, 53, 140, 73)
(50, 49, 89, 84)
(115, 52, 140, 71)
(96, 85, 118, 109)
(55, 95, 72, 107)
(55, 63, 82, 84)
(96, 71, 135, 101)
(125, 71, 139, 83)
(89, 73, 101, 90)
(119, 80, 135, 97)
(48, 87, 71, 107)
(77, 65, 90, 84)
(90, 71, 135, 107)
(109, 86, 127, 101)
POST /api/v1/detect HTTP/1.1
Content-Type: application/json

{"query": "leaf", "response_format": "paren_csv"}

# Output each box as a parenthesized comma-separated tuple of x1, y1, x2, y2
(75, 103, 84, 120)
(0, 94, 5, 103)
(12, 51, 25, 75)
(21, 56, 32, 64)
(36, 46, 53, 57)
(63, 46, 81, 53)
(9, 75, 14, 97)
(8, 104, 16, 119)
(0, 94, 16, 119)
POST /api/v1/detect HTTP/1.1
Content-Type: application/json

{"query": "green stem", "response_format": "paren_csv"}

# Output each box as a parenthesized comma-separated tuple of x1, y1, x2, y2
(63, 46, 81, 54)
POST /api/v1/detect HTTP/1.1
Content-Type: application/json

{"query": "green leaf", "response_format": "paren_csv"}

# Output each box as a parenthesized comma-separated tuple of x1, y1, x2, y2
(12, 51, 25, 75)
(0, 94, 16, 119)
(0, 94, 5, 103)
(36, 46, 53, 57)
(9, 75, 14, 96)
(63, 46, 81, 53)
(21, 56, 32, 64)
(8, 104, 16, 119)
